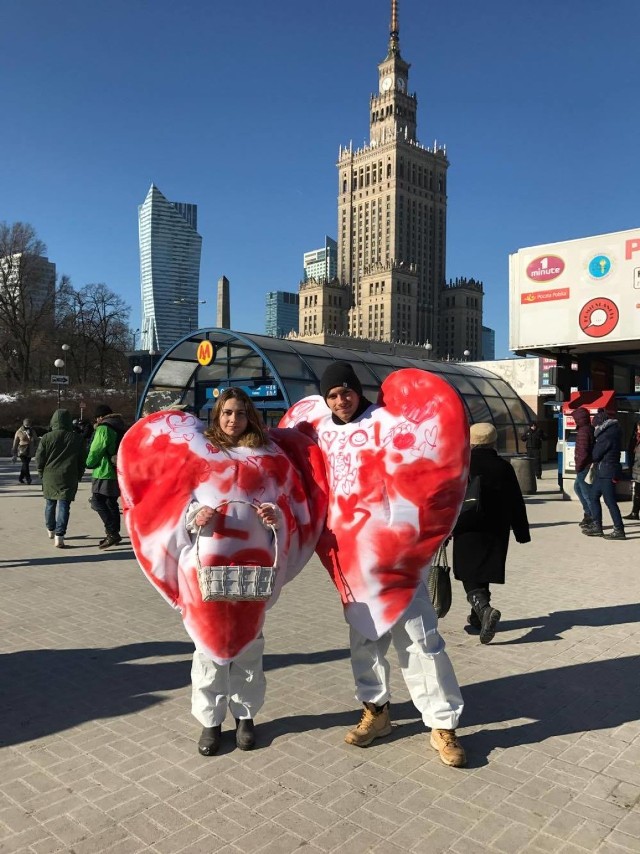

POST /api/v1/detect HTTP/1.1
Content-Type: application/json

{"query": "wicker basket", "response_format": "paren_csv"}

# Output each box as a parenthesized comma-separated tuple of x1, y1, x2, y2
(195, 500, 278, 602)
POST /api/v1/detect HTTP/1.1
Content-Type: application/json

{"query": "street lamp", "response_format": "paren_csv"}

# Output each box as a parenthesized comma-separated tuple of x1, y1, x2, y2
(173, 299, 207, 332)
(54, 358, 65, 406)
(424, 342, 433, 358)
(133, 365, 143, 417)
(463, 349, 471, 361)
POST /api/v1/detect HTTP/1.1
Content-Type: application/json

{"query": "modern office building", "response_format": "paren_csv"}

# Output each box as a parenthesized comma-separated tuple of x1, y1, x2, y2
(138, 184, 202, 352)
(482, 325, 496, 361)
(0, 253, 56, 316)
(303, 236, 338, 283)
(439, 277, 484, 360)
(297, 2, 483, 357)
(265, 291, 299, 337)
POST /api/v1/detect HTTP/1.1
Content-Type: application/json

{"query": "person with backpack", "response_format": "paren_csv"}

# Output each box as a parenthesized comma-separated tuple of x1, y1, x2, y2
(86, 404, 126, 549)
(452, 423, 531, 644)
(12, 417, 38, 484)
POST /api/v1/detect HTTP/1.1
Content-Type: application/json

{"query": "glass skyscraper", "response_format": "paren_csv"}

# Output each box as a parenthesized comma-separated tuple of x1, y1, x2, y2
(139, 184, 202, 352)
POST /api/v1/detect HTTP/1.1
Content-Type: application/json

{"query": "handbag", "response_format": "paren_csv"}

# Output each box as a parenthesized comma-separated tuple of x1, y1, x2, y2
(195, 500, 278, 602)
(585, 464, 596, 485)
(427, 543, 452, 619)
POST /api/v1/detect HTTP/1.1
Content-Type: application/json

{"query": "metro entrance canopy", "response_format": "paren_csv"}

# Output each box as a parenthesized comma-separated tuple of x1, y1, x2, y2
(137, 329, 532, 453)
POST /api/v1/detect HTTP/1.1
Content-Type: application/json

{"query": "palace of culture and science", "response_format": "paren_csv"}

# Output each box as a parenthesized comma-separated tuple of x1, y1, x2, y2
(296, 0, 484, 360)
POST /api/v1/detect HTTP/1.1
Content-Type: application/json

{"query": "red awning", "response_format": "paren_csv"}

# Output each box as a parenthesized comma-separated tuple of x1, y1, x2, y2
(562, 390, 616, 414)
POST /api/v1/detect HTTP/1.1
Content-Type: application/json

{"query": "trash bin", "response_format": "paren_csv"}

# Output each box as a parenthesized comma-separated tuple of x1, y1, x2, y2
(509, 455, 537, 495)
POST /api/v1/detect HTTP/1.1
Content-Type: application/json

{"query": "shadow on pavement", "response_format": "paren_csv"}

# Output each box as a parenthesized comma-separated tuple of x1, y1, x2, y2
(491, 602, 640, 644)
(264, 648, 350, 670)
(258, 654, 640, 768)
(0, 550, 135, 568)
(0, 641, 193, 747)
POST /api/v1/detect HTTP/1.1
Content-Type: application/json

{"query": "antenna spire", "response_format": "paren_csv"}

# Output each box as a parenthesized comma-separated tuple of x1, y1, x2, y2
(388, 0, 400, 54)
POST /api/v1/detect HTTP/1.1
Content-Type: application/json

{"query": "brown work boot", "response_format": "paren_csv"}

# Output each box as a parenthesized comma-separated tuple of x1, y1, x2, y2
(430, 729, 466, 767)
(344, 702, 392, 747)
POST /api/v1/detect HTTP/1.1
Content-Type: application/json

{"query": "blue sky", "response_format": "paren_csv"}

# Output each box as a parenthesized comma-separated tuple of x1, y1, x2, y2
(2, 0, 638, 358)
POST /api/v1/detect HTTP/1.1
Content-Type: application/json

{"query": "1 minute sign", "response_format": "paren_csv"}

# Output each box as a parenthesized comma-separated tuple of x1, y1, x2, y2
(196, 340, 215, 366)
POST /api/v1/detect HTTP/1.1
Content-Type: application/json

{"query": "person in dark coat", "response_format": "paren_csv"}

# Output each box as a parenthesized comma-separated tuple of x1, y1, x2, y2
(452, 422, 531, 644)
(520, 422, 546, 479)
(35, 409, 86, 548)
(624, 421, 640, 521)
(572, 407, 595, 528)
(583, 410, 625, 540)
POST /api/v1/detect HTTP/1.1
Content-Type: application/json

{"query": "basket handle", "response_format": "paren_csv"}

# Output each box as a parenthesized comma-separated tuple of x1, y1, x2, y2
(194, 499, 279, 575)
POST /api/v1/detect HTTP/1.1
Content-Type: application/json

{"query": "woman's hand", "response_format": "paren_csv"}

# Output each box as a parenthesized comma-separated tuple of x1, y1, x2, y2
(194, 506, 216, 528)
(257, 503, 279, 528)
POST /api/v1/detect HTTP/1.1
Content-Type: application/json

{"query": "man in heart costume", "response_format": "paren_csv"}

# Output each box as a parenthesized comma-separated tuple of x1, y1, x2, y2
(280, 363, 470, 767)
(118, 408, 328, 752)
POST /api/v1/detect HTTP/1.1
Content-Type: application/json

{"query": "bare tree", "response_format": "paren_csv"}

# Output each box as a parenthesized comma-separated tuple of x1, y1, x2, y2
(57, 282, 131, 386)
(0, 222, 56, 387)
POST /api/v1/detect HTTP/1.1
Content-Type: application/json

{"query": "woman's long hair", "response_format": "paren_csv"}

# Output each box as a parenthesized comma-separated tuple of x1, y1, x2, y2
(204, 388, 269, 450)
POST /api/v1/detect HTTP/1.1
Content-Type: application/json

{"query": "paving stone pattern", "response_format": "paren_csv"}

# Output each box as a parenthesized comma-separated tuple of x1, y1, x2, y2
(0, 460, 639, 853)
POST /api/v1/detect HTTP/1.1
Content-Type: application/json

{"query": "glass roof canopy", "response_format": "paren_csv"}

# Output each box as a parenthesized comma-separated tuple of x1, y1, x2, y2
(140, 329, 532, 454)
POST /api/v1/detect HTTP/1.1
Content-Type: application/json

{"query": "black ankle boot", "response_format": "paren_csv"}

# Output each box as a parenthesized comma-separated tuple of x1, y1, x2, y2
(467, 589, 501, 645)
(623, 483, 639, 520)
(198, 725, 221, 756)
(235, 718, 255, 750)
(579, 514, 593, 528)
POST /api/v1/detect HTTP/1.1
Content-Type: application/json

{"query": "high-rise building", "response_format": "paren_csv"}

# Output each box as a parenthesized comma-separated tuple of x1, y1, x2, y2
(139, 184, 202, 352)
(303, 237, 338, 283)
(482, 326, 496, 361)
(265, 291, 299, 337)
(440, 278, 484, 360)
(297, 1, 482, 357)
(0, 253, 56, 317)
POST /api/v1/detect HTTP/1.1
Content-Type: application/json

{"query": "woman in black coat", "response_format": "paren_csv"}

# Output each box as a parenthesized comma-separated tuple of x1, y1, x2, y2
(452, 423, 531, 643)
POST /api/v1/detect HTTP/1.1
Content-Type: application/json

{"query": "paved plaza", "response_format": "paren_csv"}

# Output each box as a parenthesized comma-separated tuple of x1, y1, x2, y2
(1, 458, 639, 854)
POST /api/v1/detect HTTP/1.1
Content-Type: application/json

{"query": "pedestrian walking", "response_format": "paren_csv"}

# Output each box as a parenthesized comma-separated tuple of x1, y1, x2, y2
(12, 418, 38, 484)
(583, 409, 625, 540)
(521, 422, 546, 479)
(572, 407, 595, 528)
(86, 404, 126, 549)
(34, 409, 86, 548)
(452, 423, 531, 644)
(624, 421, 640, 521)
(281, 362, 470, 767)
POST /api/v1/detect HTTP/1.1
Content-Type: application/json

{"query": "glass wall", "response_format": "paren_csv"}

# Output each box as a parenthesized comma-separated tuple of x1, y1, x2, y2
(139, 330, 531, 453)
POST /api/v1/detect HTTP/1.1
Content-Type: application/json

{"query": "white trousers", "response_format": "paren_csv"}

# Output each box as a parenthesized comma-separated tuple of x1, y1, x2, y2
(349, 583, 463, 730)
(191, 636, 266, 727)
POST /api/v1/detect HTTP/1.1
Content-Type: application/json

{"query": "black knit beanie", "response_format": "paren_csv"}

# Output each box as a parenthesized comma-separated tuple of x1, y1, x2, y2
(94, 404, 113, 419)
(319, 361, 363, 400)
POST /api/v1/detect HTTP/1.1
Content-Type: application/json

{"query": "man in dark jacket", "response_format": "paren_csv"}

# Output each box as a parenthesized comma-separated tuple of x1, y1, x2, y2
(521, 422, 546, 479)
(453, 422, 531, 643)
(86, 404, 126, 549)
(35, 409, 86, 548)
(572, 407, 595, 528)
(583, 410, 625, 540)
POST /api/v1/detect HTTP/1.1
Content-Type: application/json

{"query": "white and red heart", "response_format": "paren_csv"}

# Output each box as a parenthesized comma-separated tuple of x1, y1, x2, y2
(280, 368, 470, 640)
(118, 411, 328, 664)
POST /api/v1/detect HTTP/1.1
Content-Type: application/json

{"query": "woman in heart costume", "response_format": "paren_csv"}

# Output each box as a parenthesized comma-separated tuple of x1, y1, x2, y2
(280, 363, 470, 767)
(118, 388, 328, 755)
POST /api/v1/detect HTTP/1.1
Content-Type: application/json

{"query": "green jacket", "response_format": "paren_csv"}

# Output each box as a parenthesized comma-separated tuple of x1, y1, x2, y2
(35, 409, 86, 501)
(86, 414, 126, 480)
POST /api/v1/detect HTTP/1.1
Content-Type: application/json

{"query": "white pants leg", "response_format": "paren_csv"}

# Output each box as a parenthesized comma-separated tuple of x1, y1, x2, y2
(350, 584, 463, 730)
(349, 625, 393, 706)
(191, 635, 266, 727)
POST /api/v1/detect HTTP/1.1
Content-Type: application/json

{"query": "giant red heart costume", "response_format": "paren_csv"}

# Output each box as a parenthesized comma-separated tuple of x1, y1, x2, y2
(279, 368, 470, 640)
(118, 411, 328, 665)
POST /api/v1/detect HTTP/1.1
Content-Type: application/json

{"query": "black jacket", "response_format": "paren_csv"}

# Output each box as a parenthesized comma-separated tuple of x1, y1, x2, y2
(521, 426, 545, 453)
(452, 447, 530, 585)
(592, 418, 622, 480)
